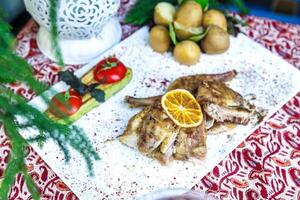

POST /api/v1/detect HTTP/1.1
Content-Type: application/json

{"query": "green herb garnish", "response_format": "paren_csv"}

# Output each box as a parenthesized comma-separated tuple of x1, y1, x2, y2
(169, 23, 178, 45)
(188, 26, 210, 42)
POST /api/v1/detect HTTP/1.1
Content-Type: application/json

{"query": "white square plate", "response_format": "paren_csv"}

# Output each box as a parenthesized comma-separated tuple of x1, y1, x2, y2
(23, 27, 300, 199)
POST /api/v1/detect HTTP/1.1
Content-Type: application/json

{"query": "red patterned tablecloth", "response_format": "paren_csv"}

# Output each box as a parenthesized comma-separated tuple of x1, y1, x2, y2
(1, 1, 300, 199)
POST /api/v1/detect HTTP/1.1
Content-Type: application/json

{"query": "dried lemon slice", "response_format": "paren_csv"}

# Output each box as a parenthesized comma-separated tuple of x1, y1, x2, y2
(161, 89, 203, 128)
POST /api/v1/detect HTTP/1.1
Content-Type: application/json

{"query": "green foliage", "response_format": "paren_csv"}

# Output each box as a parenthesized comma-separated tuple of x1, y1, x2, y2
(49, 0, 64, 66)
(0, 115, 40, 200)
(125, 0, 249, 26)
(209, 0, 249, 14)
(169, 23, 177, 45)
(125, 0, 177, 25)
(0, 48, 47, 94)
(229, 0, 249, 14)
(0, 23, 14, 50)
(225, 13, 248, 36)
(0, 2, 99, 200)
(0, 86, 100, 169)
(188, 26, 210, 42)
(0, 8, 14, 51)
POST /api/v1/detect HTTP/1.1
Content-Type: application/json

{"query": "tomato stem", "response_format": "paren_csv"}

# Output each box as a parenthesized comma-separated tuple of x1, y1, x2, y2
(64, 90, 70, 101)
(102, 62, 118, 70)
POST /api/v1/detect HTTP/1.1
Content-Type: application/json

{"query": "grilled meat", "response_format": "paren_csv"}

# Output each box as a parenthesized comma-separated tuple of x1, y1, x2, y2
(167, 70, 237, 93)
(174, 116, 207, 160)
(125, 70, 238, 108)
(207, 122, 237, 135)
(125, 95, 161, 108)
(118, 107, 150, 149)
(119, 105, 207, 164)
(119, 70, 263, 164)
(151, 145, 175, 165)
(203, 103, 252, 125)
(196, 80, 244, 107)
(138, 106, 178, 155)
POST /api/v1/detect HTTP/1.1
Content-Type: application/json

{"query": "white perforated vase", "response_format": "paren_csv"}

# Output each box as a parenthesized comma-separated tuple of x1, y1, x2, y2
(24, 0, 122, 64)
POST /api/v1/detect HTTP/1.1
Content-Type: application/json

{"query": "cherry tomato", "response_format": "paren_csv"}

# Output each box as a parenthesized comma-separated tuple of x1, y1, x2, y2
(93, 57, 127, 84)
(49, 89, 82, 117)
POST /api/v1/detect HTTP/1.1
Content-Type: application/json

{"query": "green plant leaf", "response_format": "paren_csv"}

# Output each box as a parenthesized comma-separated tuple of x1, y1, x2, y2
(90, 89, 105, 103)
(0, 2, 100, 199)
(194, 0, 209, 9)
(174, 21, 204, 36)
(49, 0, 64, 66)
(125, 0, 177, 25)
(58, 71, 87, 96)
(208, 0, 249, 14)
(188, 26, 210, 42)
(225, 13, 248, 26)
(0, 8, 15, 50)
(0, 116, 33, 200)
(64, 90, 70, 101)
(208, 0, 221, 9)
(231, 0, 249, 14)
(0, 86, 101, 175)
(169, 23, 177, 45)
(23, 171, 40, 200)
(125, 0, 249, 25)
(225, 12, 248, 36)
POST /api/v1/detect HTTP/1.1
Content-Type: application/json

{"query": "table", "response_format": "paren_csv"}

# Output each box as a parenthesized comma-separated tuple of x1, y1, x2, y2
(1, 1, 300, 199)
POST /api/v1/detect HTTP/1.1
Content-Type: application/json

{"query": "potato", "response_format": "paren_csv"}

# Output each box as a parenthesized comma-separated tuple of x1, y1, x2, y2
(175, 1, 203, 27)
(174, 40, 201, 65)
(202, 9, 227, 31)
(150, 25, 171, 53)
(174, 21, 203, 40)
(154, 2, 176, 26)
(200, 25, 230, 54)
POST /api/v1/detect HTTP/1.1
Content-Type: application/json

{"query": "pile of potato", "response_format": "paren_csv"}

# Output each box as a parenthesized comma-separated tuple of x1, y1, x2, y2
(149, 1, 230, 65)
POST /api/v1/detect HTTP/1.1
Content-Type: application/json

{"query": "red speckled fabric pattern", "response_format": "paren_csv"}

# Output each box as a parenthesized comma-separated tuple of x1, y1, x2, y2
(193, 16, 300, 199)
(193, 93, 300, 199)
(242, 15, 300, 69)
(0, 1, 299, 199)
